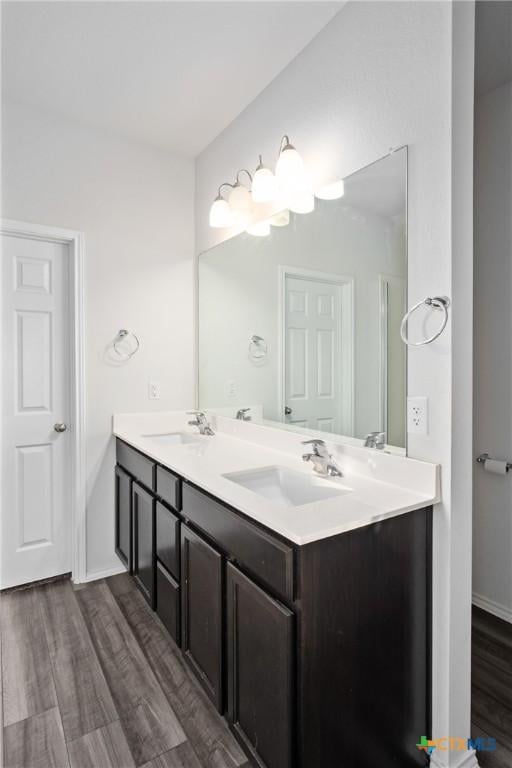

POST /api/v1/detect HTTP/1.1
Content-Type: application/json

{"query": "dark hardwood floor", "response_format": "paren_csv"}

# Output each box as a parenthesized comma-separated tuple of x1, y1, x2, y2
(472, 606, 512, 767)
(1, 573, 251, 768)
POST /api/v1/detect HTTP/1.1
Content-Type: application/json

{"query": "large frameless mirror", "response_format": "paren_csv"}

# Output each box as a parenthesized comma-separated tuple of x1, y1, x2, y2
(198, 147, 407, 451)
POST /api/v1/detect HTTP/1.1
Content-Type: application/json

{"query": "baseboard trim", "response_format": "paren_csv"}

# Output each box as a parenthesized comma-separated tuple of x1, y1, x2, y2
(473, 592, 512, 624)
(82, 563, 127, 584)
(430, 749, 479, 768)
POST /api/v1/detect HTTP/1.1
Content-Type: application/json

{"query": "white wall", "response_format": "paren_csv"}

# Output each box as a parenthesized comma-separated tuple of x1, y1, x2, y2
(195, 1, 475, 763)
(473, 81, 512, 620)
(2, 100, 195, 578)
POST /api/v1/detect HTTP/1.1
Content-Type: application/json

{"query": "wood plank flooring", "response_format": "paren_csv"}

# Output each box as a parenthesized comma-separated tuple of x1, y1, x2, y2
(472, 606, 512, 767)
(0, 575, 251, 768)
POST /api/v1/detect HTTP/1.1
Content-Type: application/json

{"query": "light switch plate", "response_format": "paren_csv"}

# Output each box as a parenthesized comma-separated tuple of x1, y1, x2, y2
(148, 380, 161, 400)
(407, 396, 428, 435)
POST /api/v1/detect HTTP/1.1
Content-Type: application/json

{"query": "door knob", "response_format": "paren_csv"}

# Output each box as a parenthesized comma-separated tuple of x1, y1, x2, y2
(284, 406, 292, 416)
(54, 423, 67, 433)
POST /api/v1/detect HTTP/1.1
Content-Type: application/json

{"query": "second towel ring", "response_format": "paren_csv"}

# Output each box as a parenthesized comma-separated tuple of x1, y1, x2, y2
(113, 329, 140, 359)
(400, 296, 450, 346)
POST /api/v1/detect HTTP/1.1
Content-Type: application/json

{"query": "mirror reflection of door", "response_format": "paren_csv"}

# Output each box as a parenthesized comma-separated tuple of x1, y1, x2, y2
(283, 271, 353, 435)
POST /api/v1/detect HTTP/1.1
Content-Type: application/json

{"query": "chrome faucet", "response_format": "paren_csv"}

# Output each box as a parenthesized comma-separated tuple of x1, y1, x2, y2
(236, 407, 251, 421)
(302, 439, 343, 477)
(364, 431, 386, 449)
(187, 411, 215, 436)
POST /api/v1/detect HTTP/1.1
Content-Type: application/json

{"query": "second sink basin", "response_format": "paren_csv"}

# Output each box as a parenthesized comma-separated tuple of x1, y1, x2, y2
(223, 465, 351, 507)
(142, 432, 203, 446)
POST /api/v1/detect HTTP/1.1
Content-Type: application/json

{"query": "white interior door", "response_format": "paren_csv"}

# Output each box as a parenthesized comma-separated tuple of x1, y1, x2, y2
(2, 233, 72, 588)
(284, 275, 343, 433)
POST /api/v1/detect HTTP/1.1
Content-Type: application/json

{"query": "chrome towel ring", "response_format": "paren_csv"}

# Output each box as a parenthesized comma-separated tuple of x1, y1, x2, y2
(113, 329, 140, 360)
(400, 296, 450, 346)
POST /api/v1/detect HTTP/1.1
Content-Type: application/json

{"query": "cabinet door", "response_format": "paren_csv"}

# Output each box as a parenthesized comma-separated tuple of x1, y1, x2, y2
(115, 465, 132, 572)
(227, 563, 294, 768)
(181, 524, 223, 711)
(156, 501, 180, 579)
(133, 481, 155, 608)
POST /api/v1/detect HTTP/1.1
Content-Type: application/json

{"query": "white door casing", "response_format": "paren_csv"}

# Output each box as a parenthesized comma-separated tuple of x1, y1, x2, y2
(1, 221, 86, 589)
(279, 267, 354, 436)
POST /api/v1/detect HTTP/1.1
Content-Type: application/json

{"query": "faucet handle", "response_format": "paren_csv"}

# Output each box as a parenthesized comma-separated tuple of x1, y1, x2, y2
(301, 439, 328, 456)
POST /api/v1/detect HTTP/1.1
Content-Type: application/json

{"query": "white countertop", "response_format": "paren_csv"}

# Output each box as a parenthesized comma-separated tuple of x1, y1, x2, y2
(113, 411, 440, 545)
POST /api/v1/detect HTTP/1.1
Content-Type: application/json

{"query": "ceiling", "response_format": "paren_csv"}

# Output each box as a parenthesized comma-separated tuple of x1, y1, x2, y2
(475, 0, 512, 96)
(2, 1, 343, 157)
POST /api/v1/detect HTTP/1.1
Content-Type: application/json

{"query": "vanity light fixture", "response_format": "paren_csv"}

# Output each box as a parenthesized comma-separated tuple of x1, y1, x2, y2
(275, 135, 304, 183)
(276, 135, 314, 214)
(208, 134, 317, 231)
(209, 183, 235, 228)
(270, 210, 290, 227)
(252, 155, 277, 203)
(228, 169, 253, 228)
(316, 179, 345, 201)
(246, 219, 271, 237)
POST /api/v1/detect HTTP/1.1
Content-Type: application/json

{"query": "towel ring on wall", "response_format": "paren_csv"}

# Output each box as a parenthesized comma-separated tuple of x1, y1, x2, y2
(113, 329, 140, 360)
(249, 334, 268, 361)
(400, 296, 450, 346)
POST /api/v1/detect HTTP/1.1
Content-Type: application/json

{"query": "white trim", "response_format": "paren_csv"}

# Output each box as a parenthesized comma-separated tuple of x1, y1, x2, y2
(0, 219, 87, 584)
(84, 563, 127, 583)
(378, 275, 389, 435)
(472, 592, 512, 624)
(430, 749, 479, 768)
(277, 265, 355, 437)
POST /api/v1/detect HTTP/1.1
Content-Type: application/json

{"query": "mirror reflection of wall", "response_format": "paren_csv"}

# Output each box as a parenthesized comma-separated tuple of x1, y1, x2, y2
(199, 148, 407, 450)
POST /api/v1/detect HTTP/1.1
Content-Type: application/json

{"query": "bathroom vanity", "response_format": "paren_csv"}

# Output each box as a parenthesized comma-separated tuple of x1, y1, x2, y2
(113, 412, 437, 768)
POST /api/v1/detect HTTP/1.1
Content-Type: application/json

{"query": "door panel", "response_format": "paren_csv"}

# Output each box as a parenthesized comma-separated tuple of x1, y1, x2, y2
(181, 524, 223, 711)
(2, 233, 71, 589)
(115, 465, 133, 572)
(284, 275, 342, 433)
(133, 482, 155, 607)
(227, 563, 294, 768)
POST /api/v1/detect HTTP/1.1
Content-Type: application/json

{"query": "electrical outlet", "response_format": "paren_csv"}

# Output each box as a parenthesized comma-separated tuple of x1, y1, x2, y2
(407, 396, 428, 435)
(148, 380, 161, 400)
(225, 379, 237, 399)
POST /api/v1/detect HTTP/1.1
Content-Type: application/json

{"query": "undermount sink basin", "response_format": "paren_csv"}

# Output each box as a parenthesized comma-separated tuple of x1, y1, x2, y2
(223, 465, 351, 507)
(142, 432, 202, 445)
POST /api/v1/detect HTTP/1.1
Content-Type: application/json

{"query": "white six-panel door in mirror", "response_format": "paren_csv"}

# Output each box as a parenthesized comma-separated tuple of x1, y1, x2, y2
(284, 273, 353, 434)
(2, 233, 71, 588)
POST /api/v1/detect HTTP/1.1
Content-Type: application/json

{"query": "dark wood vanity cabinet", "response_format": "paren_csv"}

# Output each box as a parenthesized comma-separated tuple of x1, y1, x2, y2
(226, 563, 294, 768)
(180, 524, 224, 711)
(115, 438, 432, 768)
(132, 481, 155, 608)
(115, 464, 132, 572)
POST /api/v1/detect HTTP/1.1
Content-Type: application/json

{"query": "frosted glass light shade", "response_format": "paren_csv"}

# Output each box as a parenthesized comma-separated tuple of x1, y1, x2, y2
(316, 179, 345, 200)
(246, 219, 271, 237)
(209, 196, 233, 228)
(287, 190, 315, 214)
(270, 210, 290, 227)
(252, 166, 277, 203)
(229, 184, 253, 227)
(275, 146, 304, 183)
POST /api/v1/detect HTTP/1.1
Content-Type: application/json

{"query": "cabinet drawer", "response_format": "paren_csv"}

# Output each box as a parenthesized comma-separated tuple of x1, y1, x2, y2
(117, 439, 155, 491)
(156, 501, 180, 579)
(182, 483, 294, 603)
(156, 561, 180, 646)
(156, 465, 181, 511)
